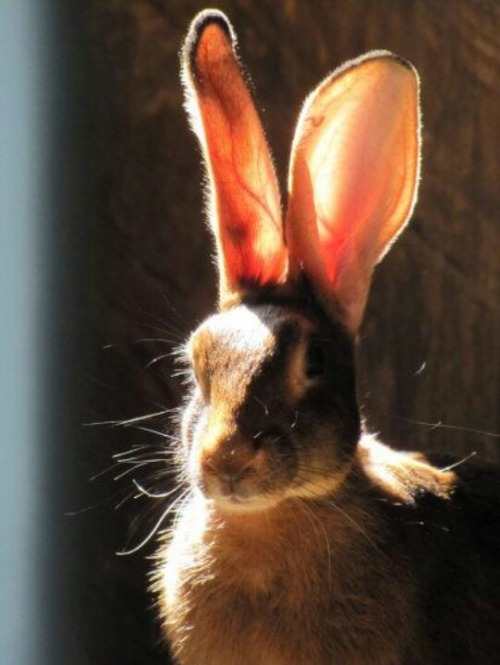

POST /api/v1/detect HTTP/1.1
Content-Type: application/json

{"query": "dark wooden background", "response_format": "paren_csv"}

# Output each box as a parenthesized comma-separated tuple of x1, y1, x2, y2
(60, 1, 499, 663)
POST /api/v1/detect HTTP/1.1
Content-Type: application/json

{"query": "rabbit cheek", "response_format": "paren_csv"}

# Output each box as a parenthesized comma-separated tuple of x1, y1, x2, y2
(285, 396, 358, 501)
(289, 441, 352, 501)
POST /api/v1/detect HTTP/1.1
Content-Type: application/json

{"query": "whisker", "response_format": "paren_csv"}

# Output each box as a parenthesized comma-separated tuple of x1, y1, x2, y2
(144, 353, 175, 370)
(379, 413, 500, 439)
(113, 444, 174, 459)
(324, 499, 387, 559)
(160, 293, 190, 328)
(132, 479, 183, 500)
(90, 463, 122, 482)
(84, 408, 173, 428)
(114, 488, 139, 511)
(118, 457, 173, 466)
(132, 425, 176, 440)
(292, 497, 332, 587)
(65, 489, 132, 516)
(292, 473, 389, 560)
(114, 460, 170, 481)
(253, 396, 270, 417)
(145, 323, 187, 345)
(102, 337, 176, 350)
(116, 489, 191, 557)
(439, 451, 477, 472)
(91, 453, 177, 482)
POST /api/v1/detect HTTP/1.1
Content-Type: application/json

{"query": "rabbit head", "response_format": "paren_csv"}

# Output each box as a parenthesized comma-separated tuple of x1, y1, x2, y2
(180, 10, 420, 513)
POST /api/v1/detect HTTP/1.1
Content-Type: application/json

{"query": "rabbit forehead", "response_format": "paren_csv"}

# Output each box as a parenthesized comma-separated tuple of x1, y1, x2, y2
(190, 304, 312, 360)
(188, 304, 315, 408)
(195, 305, 279, 355)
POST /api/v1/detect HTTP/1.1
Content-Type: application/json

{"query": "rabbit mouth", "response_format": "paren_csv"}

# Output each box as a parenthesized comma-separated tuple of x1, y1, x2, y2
(208, 491, 282, 513)
(199, 472, 288, 512)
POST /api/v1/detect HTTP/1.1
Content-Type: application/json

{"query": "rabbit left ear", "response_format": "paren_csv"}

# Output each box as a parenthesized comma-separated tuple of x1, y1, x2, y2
(183, 11, 287, 307)
(286, 52, 420, 332)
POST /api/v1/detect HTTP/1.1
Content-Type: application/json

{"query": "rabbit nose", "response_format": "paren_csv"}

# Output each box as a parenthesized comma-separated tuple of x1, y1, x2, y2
(201, 435, 257, 489)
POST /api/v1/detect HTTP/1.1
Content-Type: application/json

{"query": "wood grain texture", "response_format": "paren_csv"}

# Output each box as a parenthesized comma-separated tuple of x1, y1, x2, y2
(76, 1, 499, 662)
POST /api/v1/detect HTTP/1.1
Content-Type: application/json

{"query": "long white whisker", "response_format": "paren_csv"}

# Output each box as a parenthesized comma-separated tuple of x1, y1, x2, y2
(114, 460, 169, 481)
(325, 498, 389, 560)
(118, 457, 172, 466)
(379, 413, 500, 439)
(84, 408, 173, 428)
(116, 489, 190, 556)
(439, 451, 477, 472)
(293, 497, 332, 588)
(144, 353, 173, 370)
(113, 445, 176, 460)
(132, 425, 176, 440)
(132, 479, 182, 499)
(293, 473, 389, 560)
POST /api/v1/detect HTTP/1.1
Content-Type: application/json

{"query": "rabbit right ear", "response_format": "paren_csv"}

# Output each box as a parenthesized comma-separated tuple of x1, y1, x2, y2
(286, 52, 420, 333)
(182, 11, 287, 307)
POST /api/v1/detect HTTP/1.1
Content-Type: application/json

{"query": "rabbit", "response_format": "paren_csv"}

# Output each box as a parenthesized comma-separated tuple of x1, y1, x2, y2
(154, 9, 500, 665)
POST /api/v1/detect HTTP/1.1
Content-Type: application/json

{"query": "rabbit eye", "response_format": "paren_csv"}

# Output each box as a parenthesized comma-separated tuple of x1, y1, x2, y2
(305, 340, 327, 379)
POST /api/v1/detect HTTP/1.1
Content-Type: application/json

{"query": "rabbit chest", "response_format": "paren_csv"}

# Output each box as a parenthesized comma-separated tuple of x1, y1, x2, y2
(158, 493, 418, 665)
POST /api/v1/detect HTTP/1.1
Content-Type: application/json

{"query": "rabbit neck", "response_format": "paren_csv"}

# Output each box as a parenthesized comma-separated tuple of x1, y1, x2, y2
(159, 470, 418, 665)
(164, 477, 384, 602)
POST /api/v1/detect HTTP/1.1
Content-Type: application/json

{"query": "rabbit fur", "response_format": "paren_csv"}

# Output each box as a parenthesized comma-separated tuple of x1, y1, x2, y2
(154, 10, 500, 665)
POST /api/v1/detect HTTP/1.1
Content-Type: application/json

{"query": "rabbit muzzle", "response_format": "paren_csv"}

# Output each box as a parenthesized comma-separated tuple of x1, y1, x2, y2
(201, 429, 263, 501)
(197, 415, 296, 511)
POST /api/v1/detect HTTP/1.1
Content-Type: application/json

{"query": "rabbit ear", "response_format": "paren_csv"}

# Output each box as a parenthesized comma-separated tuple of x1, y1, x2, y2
(183, 11, 287, 306)
(286, 52, 420, 332)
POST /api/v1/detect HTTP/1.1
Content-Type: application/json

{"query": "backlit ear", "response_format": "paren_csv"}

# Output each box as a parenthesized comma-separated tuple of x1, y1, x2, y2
(183, 10, 287, 307)
(286, 52, 420, 332)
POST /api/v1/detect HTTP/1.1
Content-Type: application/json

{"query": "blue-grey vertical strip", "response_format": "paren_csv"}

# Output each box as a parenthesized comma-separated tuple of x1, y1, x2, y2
(0, 1, 94, 662)
(40, 0, 96, 660)
(0, 1, 46, 664)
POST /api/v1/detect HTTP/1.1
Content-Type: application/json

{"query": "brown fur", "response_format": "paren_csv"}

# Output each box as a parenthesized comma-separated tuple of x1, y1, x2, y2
(157, 438, 500, 665)
(157, 448, 417, 665)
